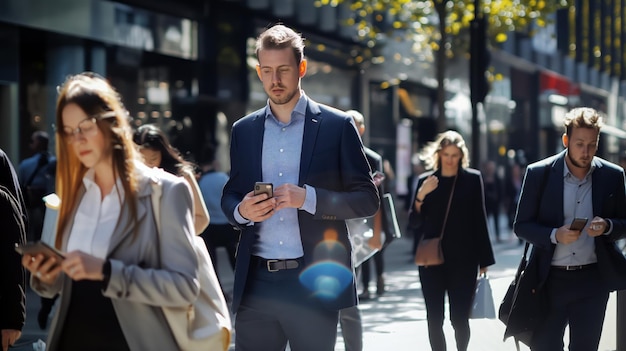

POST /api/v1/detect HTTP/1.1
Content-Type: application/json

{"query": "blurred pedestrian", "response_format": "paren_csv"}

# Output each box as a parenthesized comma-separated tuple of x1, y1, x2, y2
(336, 109, 385, 351)
(18, 131, 59, 329)
(18, 131, 56, 241)
(22, 72, 202, 350)
(197, 146, 237, 299)
(409, 130, 495, 351)
(221, 24, 379, 351)
(0, 150, 27, 351)
(133, 124, 209, 234)
(505, 162, 524, 245)
(481, 160, 503, 243)
(346, 110, 386, 300)
(514, 107, 626, 350)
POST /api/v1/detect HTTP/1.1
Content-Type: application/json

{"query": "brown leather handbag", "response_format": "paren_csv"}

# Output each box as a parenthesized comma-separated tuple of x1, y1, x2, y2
(414, 174, 457, 267)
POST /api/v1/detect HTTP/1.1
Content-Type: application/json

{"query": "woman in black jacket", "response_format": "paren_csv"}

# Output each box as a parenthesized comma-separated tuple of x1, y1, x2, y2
(409, 130, 495, 351)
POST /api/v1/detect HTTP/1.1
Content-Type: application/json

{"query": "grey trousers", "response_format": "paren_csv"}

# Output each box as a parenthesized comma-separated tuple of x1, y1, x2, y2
(339, 306, 363, 351)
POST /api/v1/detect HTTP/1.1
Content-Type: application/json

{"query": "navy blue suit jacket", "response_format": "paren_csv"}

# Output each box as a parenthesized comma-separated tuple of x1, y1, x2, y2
(222, 97, 379, 312)
(514, 150, 626, 291)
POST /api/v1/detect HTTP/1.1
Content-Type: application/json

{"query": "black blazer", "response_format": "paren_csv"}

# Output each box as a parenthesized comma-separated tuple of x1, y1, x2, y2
(409, 168, 495, 273)
(0, 150, 27, 331)
(222, 97, 379, 312)
(514, 150, 626, 291)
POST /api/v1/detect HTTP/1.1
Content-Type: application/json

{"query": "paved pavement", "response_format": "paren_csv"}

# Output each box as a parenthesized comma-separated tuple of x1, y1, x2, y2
(13, 216, 619, 350)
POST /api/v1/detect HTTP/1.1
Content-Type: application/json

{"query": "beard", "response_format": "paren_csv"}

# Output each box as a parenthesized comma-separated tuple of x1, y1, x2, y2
(567, 151, 589, 169)
(267, 85, 298, 105)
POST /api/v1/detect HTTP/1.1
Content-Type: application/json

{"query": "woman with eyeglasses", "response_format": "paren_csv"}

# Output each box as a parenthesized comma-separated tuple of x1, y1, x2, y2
(21, 72, 200, 350)
(133, 124, 209, 234)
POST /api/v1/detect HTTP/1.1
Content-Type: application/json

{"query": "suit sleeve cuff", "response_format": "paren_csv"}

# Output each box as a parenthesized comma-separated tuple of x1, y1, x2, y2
(603, 218, 613, 235)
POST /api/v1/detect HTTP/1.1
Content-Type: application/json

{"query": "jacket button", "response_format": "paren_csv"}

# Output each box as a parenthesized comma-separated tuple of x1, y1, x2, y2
(117, 292, 123, 298)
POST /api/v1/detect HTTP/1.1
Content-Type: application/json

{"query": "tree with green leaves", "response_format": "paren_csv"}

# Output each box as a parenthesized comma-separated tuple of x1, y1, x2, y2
(326, 0, 569, 131)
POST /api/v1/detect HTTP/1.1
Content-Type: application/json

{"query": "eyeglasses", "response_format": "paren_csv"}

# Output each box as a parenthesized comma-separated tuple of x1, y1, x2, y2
(62, 118, 99, 143)
(61, 111, 116, 143)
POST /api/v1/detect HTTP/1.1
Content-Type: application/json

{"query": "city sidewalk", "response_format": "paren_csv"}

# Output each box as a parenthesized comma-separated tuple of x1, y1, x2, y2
(340, 234, 618, 351)
(13, 223, 618, 350)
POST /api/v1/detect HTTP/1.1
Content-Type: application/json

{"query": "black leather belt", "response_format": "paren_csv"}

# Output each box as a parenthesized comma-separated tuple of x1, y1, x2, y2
(551, 263, 597, 271)
(253, 256, 301, 272)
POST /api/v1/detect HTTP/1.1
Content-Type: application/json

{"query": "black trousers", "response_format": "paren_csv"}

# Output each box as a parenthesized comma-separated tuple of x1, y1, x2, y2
(531, 266, 609, 351)
(361, 247, 385, 290)
(235, 258, 339, 351)
(419, 264, 476, 351)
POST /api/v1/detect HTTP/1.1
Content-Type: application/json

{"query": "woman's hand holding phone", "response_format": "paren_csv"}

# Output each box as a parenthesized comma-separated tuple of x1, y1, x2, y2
(22, 252, 63, 285)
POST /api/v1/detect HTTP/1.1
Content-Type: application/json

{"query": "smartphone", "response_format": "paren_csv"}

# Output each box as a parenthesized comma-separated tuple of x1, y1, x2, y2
(569, 217, 588, 231)
(14, 241, 65, 261)
(254, 182, 273, 198)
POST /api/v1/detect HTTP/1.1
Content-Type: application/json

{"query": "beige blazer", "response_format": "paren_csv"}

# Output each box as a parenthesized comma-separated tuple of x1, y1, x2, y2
(32, 163, 200, 351)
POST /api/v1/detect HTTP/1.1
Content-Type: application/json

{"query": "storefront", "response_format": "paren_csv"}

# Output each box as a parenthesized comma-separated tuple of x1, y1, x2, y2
(0, 0, 202, 163)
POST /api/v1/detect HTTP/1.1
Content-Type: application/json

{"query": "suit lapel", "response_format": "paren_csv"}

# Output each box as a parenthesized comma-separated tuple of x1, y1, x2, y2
(547, 153, 565, 222)
(591, 157, 604, 214)
(251, 112, 266, 180)
(299, 99, 322, 184)
(107, 174, 149, 255)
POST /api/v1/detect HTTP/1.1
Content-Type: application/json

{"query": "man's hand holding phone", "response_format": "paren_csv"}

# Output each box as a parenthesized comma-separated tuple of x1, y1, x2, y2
(556, 217, 587, 245)
(238, 182, 276, 222)
(587, 216, 608, 237)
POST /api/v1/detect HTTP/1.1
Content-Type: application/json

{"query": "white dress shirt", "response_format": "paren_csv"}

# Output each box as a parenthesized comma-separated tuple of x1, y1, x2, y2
(66, 169, 123, 259)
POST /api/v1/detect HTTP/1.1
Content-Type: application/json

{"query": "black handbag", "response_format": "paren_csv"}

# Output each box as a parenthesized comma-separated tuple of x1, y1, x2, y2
(498, 243, 547, 348)
(381, 193, 401, 247)
(499, 164, 550, 349)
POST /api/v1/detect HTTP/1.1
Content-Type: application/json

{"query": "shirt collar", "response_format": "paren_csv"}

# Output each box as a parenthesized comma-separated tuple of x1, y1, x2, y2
(82, 168, 125, 197)
(263, 92, 307, 125)
(563, 154, 596, 179)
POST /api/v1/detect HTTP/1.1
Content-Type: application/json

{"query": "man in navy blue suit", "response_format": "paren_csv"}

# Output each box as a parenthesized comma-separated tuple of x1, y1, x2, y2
(514, 107, 626, 351)
(221, 24, 379, 351)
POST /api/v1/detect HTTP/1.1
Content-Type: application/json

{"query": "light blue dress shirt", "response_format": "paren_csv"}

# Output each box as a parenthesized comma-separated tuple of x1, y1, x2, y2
(234, 93, 317, 259)
(551, 161, 597, 266)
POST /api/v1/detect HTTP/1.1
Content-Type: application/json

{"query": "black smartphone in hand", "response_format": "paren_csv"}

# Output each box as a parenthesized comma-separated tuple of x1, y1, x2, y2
(15, 241, 65, 261)
(254, 182, 273, 198)
(569, 217, 588, 231)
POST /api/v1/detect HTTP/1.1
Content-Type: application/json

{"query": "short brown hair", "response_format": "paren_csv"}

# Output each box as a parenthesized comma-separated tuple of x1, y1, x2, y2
(563, 107, 603, 137)
(255, 24, 305, 65)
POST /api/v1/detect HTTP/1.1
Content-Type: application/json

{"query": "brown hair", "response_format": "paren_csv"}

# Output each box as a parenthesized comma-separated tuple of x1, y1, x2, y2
(255, 24, 305, 65)
(563, 107, 603, 137)
(419, 130, 470, 171)
(54, 72, 140, 248)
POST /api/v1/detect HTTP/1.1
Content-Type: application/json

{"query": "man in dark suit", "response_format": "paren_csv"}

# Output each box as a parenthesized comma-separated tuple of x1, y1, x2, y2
(0, 149, 27, 351)
(514, 107, 626, 351)
(221, 24, 379, 351)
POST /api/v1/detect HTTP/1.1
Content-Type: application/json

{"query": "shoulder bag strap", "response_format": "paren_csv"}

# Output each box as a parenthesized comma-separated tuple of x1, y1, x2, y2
(437, 174, 458, 239)
(519, 164, 551, 259)
(151, 181, 162, 233)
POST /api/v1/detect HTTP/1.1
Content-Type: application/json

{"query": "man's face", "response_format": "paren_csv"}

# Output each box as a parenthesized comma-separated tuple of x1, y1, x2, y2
(256, 48, 305, 106)
(564, 127, 599, 170)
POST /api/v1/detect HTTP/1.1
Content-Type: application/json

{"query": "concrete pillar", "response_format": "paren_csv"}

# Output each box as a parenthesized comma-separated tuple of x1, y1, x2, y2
(46, 45, 85, 152)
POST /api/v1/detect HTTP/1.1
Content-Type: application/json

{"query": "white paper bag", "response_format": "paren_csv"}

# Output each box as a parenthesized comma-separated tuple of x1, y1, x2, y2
(470, 274, 496, 319)
(40, 193, 60, 245)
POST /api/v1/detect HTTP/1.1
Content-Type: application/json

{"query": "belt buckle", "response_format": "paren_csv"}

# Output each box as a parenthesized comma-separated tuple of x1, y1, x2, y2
(566, 265, 579, 271)
(267, 259, 279, 272)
